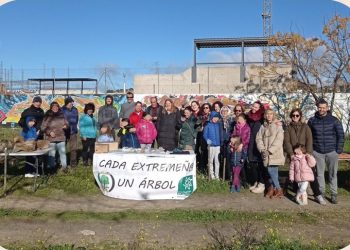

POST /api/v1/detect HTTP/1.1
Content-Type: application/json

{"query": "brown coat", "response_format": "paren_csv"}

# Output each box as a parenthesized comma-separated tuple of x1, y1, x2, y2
(256, 120, 285, 167)
(41, 110, 68, 142)
(283, 121, 313, 158)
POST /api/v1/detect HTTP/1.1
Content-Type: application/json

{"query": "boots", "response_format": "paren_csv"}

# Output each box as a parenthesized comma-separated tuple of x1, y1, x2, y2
(273, 188, 284, 198)
(265, 186, 274, 199)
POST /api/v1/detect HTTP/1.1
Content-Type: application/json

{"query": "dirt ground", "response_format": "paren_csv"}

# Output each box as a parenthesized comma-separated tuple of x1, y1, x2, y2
(1, 192, 350, 248)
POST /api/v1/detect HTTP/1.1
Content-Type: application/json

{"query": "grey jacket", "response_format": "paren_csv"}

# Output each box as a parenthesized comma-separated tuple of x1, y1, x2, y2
(98, 104, 119, 129)
(119, 102, 135, 119)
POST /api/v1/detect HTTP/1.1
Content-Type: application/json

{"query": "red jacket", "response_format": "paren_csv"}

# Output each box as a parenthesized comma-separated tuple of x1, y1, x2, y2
(232, 122, 251, 150)
(129, 111, 143, 127)
(136, 119, 157, 144)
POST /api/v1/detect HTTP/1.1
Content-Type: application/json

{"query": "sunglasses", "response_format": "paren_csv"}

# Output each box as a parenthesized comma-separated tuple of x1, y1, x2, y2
(292, 114, 300, 117)
(204, 107, 210, 109)
(127, 96, 134, 99)
(234, 109, 242, 112)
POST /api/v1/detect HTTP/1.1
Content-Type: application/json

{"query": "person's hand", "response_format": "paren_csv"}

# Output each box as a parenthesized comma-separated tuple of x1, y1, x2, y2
(153, 116, 157, 120)
(62, 124, 67, 129)
(36, 130, 40, 135)
(290, 179, 294, 183)
(82, 137, 86, 141)
(237, 143, 243, 152)
(181, 116, 186, 122)
(207, 139, 212, 145)
(50, 131, 56, 138)
(129, 128, 136, 133)
(261, 150, 268, 159)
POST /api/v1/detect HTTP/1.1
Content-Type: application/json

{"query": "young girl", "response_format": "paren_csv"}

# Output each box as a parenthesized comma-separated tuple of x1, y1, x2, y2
(229, 135, 244, 192)
(97, 124, 114, 143)
(117, 118, 140, 148)
(289, 144, 316, 205)
(136, 113, 157, 152)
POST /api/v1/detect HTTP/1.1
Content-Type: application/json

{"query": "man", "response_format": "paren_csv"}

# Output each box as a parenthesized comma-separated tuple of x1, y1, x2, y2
(18, 96, 45, 139)
(146, 96, 163, 125)
(119, 91, 135, 121)
(62, 96, 79, 167)
(98, 95, 119, 138)
(308, 98, 344, 204)
(18, 96, 45, 177)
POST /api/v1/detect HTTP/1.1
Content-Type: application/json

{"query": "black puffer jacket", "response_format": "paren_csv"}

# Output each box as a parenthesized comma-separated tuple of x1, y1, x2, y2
(18, 105, 44, 131)
(307, 111, 344, 154)
(156, 109, 182, 151)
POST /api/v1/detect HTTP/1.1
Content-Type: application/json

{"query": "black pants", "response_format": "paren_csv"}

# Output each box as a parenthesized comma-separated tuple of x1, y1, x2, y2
(195, 132, 208, 174)
(247, 160, 266, 185)
(81, 138, 96, 164)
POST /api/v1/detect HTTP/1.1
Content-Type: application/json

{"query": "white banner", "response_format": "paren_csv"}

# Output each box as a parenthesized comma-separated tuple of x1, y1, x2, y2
(93, 151, 197, 200)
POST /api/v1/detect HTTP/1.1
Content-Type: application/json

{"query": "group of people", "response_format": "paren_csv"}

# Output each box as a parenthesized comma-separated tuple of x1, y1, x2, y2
(18, 93, 345, 205)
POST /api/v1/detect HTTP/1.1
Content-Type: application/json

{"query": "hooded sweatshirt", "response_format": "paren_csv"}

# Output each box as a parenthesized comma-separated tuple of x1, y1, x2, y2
(98, 95, 119, 129)
(21, 116, 38, 141)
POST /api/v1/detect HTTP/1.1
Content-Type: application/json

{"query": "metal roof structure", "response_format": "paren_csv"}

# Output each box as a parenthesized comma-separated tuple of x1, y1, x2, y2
(194, 37, 269, 49)
(28, 77, 98, 94)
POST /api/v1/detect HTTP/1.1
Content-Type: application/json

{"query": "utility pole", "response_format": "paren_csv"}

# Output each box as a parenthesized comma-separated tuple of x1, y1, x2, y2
(262, 0, 272, 64)
(122, 72, 126, 94)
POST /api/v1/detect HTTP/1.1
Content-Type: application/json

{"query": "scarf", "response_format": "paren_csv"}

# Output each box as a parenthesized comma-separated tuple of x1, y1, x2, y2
(247, 108, 263, 122)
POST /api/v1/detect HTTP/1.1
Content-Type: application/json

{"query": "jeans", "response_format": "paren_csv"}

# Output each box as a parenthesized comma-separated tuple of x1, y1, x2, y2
(48, 142, 67, 169)
(267, 166, 280, 189)
(208, 146, 220, 179)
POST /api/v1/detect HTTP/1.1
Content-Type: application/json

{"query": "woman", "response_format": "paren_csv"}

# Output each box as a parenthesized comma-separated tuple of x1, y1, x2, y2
(156, 99, 182, 151)
(41, 102, 68, 173)
(195, 103, 212, 173)
(212, 101, 223, 115)
(284, 108, 326, 205)
(246, 101, 266, 193)
(129, 101, 143, 127)
(256, 109, 285, 198)
(191, 100, 200, 118)
(220, 105, 234, 180)
(79, 103, 97, 166)
(179, 106, 197, 150)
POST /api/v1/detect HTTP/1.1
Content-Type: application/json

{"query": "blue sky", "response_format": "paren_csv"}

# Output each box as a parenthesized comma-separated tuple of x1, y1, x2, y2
(0, 0, 349, 87)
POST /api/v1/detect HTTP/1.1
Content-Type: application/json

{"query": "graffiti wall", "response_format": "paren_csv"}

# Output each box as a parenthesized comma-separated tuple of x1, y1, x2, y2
(0, 93, 349, 133)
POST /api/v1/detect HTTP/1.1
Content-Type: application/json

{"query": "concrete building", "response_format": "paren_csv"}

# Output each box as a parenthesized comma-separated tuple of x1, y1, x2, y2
(134, 64, 294, 94)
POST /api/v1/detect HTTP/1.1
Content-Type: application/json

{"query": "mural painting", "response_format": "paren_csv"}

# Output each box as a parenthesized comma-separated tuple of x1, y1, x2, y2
(0, 93, 349, 133)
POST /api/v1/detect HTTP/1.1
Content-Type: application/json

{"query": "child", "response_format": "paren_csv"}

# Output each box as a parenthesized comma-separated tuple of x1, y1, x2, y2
(289, 144, 316, 205)
(229, 135, 244, 192)
(135, 113, 157, 152)
(21, 116, 38, 141)
(97, 123, 114, 143)
(117, 118, 140, 148)
(203, 111, 223, 180)
(21, 116, 39, 177)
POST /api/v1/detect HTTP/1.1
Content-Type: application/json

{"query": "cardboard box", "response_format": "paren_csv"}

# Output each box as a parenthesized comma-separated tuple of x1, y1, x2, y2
(95, 142, 119, 153)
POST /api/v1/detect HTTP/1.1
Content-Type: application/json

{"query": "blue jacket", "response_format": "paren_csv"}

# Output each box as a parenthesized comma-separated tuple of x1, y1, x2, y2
(62, 106, 79, 135)
(21, 117, 38, 141)
(203, 113, 223, 147)
(308, 111, 344, 154)
(97, 134, 114, 143)
(117, 128, 140, 148)
(79, 114, 97, 139)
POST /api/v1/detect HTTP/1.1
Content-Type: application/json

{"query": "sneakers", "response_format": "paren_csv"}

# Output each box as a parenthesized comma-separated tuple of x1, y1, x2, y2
(24, 173, 40, 178)
(230, 186, 236, 193)
(251, 183, 265, 193)
(249, 182, 258, 191)
(331, 194, 338, 204)
(230, 185, 240, 193)
(316, 195, 327, 205)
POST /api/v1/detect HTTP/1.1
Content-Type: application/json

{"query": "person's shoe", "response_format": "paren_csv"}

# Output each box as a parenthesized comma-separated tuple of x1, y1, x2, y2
(265, 186, 274, 198)
(273, 188, 284, 199)
(315, 195, 327, 205)
(301, 192, 308, 205)
(235, 185, 240, 192)
(331, 194, 338, 204)
(296, 193, 304, 205)
(230, 186, 236, 193)
(251, 183, 265, 194)
(25, 173, 35, 178)
(249, 182, 258, 191)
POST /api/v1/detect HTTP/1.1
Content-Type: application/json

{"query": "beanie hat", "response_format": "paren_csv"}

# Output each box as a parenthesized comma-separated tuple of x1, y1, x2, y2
(32, 96, 42, 103)
(64, 96, 74, 106)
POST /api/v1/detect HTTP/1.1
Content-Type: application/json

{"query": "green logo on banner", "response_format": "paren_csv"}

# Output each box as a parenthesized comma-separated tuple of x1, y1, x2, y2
(177, 175, 194, 196)
(98, 173, 115, 192)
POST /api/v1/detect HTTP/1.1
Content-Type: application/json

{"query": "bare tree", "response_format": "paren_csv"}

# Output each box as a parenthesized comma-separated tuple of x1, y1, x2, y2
(267, 15, 350, 112)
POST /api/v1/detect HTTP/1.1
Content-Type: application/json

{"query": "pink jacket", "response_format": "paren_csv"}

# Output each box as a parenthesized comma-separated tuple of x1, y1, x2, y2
(232, 122, 251, 150)
(289, 154, 316, 182)
(136, 119, 157, 144)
